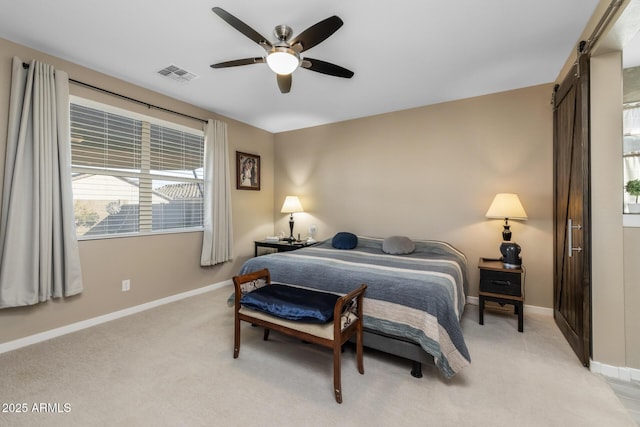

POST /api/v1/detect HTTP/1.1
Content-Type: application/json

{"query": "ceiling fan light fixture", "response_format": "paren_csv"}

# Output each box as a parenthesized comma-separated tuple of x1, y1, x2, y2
(210, 8, 353, 92)
(266, 47, 299, 75)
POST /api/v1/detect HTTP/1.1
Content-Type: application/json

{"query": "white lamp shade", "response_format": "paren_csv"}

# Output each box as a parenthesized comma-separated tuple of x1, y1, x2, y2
(281, 196, 304, 214)
(485, 193, 528, 220)
(266, 50, 299, 75)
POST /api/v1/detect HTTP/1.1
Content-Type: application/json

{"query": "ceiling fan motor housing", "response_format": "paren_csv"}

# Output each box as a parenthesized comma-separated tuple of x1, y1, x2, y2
(274, 25, 293, 41)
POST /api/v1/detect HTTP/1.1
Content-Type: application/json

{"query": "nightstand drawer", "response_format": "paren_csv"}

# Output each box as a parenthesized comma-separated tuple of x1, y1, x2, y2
(479, 269, 521, 297)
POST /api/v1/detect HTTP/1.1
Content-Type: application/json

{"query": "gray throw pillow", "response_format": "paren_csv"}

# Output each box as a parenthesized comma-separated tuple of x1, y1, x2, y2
(382, 236, 415, 255)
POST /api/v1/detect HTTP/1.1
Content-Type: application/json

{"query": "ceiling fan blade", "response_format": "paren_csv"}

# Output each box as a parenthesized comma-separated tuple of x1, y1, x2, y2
(289, 16, 343, 53)
(212, 7, 272, 50)
(277, 74, 292, 93)
(301, 58, 354, 78)
(210, 57, 265, 68)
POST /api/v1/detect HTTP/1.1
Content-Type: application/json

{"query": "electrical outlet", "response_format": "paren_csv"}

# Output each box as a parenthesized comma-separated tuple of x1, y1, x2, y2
(122, 279, 130, 292)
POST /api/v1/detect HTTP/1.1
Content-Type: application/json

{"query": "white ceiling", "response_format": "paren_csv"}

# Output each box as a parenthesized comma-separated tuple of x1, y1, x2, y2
(0, 0, 604, 133)
(625, 29, 640, 69)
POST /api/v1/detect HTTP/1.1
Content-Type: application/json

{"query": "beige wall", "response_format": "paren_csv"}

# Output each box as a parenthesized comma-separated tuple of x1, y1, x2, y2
(588, 0, 640, 370)
(620, 3, 640, 372)
(590, 50, 640, 369)
(274, 84, 554, 308)
(0, 38, 275, 344)
(624, 228, 640, 368)
(590, 51, 626, 366)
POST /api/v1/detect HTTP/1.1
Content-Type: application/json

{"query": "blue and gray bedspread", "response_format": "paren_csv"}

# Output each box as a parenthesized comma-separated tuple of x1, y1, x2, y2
(238, 236, 471, 378)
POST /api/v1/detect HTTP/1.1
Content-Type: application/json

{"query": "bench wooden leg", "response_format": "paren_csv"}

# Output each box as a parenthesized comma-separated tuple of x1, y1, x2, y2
(234, 314, 241, 359)
(356, 326, 364, 375)
(333, 343, 342, 404)
(263, 328, 270, 341)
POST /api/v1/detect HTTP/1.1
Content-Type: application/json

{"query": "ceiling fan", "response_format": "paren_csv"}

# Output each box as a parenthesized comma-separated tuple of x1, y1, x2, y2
(210, 7, 354, 94)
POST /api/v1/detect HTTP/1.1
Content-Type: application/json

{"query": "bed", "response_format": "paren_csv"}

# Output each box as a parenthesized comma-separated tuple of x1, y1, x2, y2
(236, 235, 471, 378)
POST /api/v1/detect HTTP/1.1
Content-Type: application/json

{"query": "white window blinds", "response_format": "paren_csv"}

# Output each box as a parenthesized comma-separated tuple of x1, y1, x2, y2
(70, 102, 204, 238)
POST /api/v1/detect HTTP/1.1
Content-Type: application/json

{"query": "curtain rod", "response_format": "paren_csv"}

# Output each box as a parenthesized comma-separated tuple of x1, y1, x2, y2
(22, 62, 207, 124)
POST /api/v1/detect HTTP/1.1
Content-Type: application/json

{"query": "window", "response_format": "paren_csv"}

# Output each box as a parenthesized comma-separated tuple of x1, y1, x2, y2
(624, 104, 640, 214)
(70, 100, 204, 238)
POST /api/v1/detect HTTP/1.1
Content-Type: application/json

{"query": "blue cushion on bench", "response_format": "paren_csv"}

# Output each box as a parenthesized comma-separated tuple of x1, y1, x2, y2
(240, 284, 340, 323)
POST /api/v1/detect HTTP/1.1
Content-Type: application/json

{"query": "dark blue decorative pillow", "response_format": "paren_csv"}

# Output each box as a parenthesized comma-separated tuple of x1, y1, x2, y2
(332, 232, 358, 249)
(240, 284, 340, 323)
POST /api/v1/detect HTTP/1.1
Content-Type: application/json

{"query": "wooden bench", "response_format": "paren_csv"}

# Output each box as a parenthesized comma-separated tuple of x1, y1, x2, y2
(232, 268, 367, 403)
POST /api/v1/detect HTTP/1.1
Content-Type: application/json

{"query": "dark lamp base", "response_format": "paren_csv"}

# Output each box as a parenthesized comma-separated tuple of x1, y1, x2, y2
(287, 215, 295, 243)
(500, 242, 522, 268)
(502, 225, 512, 241)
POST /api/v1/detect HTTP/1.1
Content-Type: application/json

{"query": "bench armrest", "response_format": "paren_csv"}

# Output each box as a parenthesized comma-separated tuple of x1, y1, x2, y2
(232, 268, 271, 310)
(334, 284, 367, 336)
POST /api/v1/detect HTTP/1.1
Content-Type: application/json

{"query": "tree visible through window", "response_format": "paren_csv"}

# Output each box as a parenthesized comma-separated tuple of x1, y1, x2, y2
(624, 105, 640, 213)
(70, 101, 204, 238)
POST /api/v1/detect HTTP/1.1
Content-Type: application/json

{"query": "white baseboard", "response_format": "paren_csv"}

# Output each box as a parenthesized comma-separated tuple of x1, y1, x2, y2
(591, 360, 640, 382)
(0, 280, 232, 355)
(466, 295, 553, 316)
(466, 297, 640, 382)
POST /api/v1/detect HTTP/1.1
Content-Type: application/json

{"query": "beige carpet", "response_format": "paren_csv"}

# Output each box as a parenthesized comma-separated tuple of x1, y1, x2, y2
(0, 286, 634, 427)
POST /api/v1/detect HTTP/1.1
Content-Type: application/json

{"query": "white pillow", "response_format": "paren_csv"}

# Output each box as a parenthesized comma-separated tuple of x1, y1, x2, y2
(382, 236, 415, 255)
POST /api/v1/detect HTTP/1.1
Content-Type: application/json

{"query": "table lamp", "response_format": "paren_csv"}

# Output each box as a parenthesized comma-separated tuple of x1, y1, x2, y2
(281, 196, 304, 243)
(485, 193, 528, 268)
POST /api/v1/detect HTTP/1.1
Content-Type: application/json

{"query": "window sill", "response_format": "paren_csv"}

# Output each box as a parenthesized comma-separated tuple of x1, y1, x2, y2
(623, 214, 640, 227)
(77, 227, 204, 241)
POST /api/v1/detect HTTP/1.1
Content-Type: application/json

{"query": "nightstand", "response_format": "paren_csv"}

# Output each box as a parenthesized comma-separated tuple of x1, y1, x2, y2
(254, 240, 313, 257)
(478, 257, 525, 332)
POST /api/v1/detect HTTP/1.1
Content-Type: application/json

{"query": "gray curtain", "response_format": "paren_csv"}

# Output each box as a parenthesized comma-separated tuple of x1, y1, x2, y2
(0, 57, 83, 308)
(200, 119, 234, 266)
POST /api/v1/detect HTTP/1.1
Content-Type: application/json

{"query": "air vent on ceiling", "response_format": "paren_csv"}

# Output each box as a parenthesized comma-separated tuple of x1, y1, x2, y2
(157, 64, 199, 83)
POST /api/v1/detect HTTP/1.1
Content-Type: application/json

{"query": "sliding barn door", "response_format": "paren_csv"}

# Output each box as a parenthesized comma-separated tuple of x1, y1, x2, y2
(553, 53, 591, 366)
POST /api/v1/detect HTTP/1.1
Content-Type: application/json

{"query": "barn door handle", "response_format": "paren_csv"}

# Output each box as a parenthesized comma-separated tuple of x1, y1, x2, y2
(568, 219, 583, 257)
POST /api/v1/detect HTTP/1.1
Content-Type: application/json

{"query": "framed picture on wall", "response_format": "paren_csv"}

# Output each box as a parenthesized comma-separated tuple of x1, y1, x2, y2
(236, 151, 260, 190)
